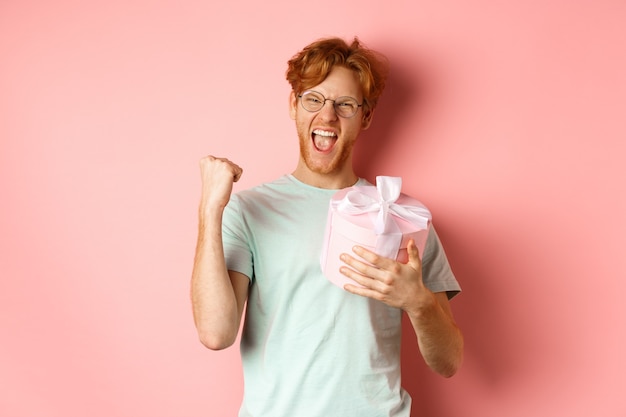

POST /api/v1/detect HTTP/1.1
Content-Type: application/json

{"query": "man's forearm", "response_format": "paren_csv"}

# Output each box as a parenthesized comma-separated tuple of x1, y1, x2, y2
(191, 209, 242, 350)
(407, 291, 463, 377)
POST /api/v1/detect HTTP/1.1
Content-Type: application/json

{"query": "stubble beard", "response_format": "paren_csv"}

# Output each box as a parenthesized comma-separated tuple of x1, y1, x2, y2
(298, 130, 353, 176)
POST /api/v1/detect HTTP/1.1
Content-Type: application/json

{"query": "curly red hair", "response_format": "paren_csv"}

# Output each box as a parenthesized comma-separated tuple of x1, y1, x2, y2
(286, 37, 389, 114)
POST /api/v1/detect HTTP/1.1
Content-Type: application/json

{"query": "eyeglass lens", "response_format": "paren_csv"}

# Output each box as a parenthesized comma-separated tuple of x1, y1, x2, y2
(300, 91, 360, 118)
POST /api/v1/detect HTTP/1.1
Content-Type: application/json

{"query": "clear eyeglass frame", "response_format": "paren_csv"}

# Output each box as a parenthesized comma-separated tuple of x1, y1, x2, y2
(298, 90, 364, 118)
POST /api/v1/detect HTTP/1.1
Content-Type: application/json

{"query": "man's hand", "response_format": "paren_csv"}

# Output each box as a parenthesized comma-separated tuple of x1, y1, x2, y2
(199, 155, 243, 213)
(340, 238, 463, 377)
(339, 239, 432, 314)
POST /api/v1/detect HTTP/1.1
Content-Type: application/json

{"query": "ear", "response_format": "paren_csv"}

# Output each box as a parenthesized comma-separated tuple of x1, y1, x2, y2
(361, 108, 374, 130)
(289, 91, 298, 120)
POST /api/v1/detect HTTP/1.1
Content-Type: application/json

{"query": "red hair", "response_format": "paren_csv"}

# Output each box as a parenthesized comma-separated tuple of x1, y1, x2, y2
(286, 37, 389, 113)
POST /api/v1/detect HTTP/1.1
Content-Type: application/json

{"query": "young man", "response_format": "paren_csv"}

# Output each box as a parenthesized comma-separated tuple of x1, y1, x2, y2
(191, 37, 463, 417)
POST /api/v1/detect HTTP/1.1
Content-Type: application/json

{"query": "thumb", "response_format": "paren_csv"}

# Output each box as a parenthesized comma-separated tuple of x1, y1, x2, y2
(407, 239, 422, 270)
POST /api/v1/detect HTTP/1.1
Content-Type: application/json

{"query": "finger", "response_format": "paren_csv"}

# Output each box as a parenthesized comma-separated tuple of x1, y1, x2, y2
(350, 245, 394, 269)
(200, 156, 243, 181)
(343, 282, 384, 300)
(217, 158, 243, 182)
(232, 165, 243, 182)
(339, 263, 383, 292)
(340, 252, 383, 279)
(406, 239, 422, 270)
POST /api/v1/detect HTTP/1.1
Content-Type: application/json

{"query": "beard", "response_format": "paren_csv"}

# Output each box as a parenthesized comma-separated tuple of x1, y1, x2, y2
(297, 128, 355, 175)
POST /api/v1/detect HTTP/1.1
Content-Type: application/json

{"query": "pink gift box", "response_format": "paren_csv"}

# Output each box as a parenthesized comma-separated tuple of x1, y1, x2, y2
(320, 177, 431, 289)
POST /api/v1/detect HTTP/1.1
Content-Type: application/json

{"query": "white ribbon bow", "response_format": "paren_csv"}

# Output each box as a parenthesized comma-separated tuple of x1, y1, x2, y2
(333, 176, 431, 259)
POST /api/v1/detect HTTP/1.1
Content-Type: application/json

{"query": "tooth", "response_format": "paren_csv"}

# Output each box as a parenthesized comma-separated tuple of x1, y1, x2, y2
(314, 130, 336, 137)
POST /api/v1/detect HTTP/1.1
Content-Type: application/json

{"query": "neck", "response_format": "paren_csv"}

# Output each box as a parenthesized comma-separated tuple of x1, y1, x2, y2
(292, 163, 358, 190)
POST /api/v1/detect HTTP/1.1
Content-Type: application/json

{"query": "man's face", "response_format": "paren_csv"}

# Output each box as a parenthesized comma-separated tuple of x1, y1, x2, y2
(289, 66, 372, 177)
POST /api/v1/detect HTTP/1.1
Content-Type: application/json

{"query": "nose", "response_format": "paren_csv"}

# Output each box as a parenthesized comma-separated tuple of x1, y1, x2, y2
(319, 99, 338, 121)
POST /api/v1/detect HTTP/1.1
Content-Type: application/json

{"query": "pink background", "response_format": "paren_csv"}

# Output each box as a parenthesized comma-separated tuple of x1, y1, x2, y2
(1, 1, 625, 416)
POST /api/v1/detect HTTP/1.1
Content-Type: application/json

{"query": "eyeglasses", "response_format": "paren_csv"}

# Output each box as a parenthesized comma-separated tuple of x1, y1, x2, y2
(298, 90, 364, 118)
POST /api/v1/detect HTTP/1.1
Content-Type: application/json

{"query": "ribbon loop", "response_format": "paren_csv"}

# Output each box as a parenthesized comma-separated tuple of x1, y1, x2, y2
(331, 176, 431, 259)
(377, 176, 402, 203)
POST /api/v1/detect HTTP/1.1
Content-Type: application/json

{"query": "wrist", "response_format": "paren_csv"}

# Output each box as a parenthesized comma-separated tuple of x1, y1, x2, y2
(198, 203, 225, 229)
(200, 195, 229, 214)
(405, 290, 439, 320)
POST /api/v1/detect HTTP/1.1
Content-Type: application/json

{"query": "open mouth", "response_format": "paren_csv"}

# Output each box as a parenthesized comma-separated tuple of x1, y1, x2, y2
(312, 129, 337, 153)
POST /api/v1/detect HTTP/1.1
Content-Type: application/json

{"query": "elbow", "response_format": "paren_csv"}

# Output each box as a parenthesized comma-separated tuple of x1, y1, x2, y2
(433, 355, 463, 378)
(192, 309, 241, 350)
(431, 336, 464, 378)
(441, 343, 464, 378)
(197, 329, 237, 351)
(440, 360, 462, 378)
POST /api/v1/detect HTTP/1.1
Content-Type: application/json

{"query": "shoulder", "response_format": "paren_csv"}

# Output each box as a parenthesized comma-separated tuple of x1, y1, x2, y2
(231, 176, 294, 206)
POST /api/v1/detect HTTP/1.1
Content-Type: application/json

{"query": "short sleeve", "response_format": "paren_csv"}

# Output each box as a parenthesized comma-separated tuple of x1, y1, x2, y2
(222, 195, 254, 281)
(421, 225, 461, 299)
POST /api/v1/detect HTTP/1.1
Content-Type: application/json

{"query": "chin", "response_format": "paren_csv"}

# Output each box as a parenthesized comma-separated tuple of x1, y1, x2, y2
(299, 136, 351, 175)
(304, 153, 348, 176)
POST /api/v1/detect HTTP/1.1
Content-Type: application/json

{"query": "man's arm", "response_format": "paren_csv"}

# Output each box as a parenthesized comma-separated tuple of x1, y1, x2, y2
(405, 290, 463, 377)
(340, 239, 463, 377)
(191, 156, 249, 351)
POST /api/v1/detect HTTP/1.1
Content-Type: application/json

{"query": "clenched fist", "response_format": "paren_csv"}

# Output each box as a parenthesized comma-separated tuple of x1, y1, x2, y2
(199, 155, 243, 213)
